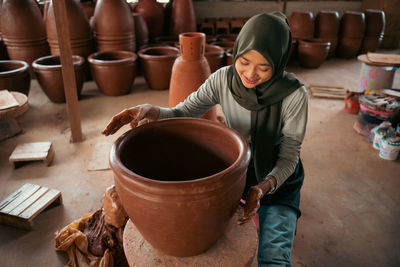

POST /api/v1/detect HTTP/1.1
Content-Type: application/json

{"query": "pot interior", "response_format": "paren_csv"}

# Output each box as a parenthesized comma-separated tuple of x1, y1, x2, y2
(94, 52, 132, 61)
(36, 56, 82, 66)
(0, 62, 24, 72)
(119, 121, 242, 181)
(143, 48, 179, 56)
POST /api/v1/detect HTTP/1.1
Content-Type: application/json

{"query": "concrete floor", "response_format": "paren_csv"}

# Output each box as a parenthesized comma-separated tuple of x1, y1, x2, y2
(1, 51, 399, 267)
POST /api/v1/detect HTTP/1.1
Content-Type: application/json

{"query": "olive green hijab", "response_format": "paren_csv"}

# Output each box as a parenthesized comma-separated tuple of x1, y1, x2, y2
(227, 12, 303, 182)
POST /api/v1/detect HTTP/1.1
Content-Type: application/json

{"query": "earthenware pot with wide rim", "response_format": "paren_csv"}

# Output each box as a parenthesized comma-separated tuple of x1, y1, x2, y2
(32, 55, 85, 103)
(134, 0, 165, 42)
(169, 32, 217, 121)
(298, 39, 330, 68)
(137, 46, 179, 90)
(0, 60, 31, 95)
(169, 0, 196, 37)
(315, 11, 340, 38)
(88, 50, 138, 96)
(110, 117, 251, 257)
(289, 11, 314, 40)
(204, 44, 225, 73)
(336, 36, 363, 58)
(210, 40, 235, 52)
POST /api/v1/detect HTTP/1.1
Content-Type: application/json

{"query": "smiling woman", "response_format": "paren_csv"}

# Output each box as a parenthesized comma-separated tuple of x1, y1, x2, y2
(235, 50, 273, 88)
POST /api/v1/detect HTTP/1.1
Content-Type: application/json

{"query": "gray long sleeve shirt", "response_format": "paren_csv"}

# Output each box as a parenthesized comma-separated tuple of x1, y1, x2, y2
(159, 66, 308, 189)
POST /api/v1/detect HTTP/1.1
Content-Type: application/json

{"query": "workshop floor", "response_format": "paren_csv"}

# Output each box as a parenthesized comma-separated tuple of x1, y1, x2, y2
(0, 51, 399, 267)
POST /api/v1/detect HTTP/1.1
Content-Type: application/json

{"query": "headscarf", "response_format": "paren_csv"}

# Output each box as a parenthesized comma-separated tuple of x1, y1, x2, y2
(227, 12, 303, 182)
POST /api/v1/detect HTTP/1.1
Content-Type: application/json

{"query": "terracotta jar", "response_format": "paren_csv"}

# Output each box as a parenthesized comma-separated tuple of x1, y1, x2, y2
(169, 32, 217, 121)
(80, 1, 96, 20)
(230, 19, 244, 34)
(360, 36, 383, 54)
(204, 44, 224, 73)
(138, 46, 179, 90)
(315, 11, 340, 38)
(298, 39, 330, 68)
(210, 40, 235, 52)
(200, 22, 215, 36)
(110, 118, 251, 257)
(132, 12, 149, 51)
(215, 20, 230, 35)
(94, 0, 135, 52)
(336, 37, 363, 58)
(0, 60, 30, 95)
(170, 0, 197, 37)
(289, 11, 314, 39)
(134, 0, 165, 42)
(340, 11, 365, 38)
(88, 51, 138, 96)
(364, 9, 385, 37)
(32, 55, 85, 103)
(154, 35, 179, 47)
(1, 0, 50, 72)
(217, 34, 238, 42)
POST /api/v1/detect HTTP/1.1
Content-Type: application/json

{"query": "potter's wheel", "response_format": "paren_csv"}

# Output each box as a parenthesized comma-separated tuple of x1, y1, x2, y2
(0, 91, 29, 120)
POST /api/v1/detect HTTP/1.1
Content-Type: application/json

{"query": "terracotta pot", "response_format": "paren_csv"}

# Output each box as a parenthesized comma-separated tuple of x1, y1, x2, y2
(110, 118, 251, 257)
(289, 11, 314, 39)
(204, 44, 224, 73)
(360, 35, 383, 54)
(225, 49, 233, 65)
(132, 12, 149, 50)
(32, 55, 85, 103)
(230, 19, 244, 34)
(200, 22, 215, 36)
(215, 20, 230, 35)
(315, 11, 340, 38)
(88, 51, 138, 96)
(0, 60, 30, 95)
(206, 35, 217, 44)
(298, 39, 330, 68)
(154, 35, 179, 46)
(134, 0, 165, 42)
(94, 0, 135, 52)
(210, 40, 235, 52)
(336, 36, 363, 58)
(80, 1, 96, 20)
(313, 37, 337, 57)
(216, 33, 238, 42)
(340, 11, 365, 38)
(170, 0, 197, 37)
(364, 9, 385, 37)
(169, 32, 216, 121)
(138, 46, 179, 90)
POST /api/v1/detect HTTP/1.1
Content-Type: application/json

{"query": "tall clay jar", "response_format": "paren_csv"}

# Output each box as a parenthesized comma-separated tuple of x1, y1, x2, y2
(169, 32, 217, 121)
(110, 118, 251, 257)
(134, 0, 165, 42)
(169, 0, 197, 37)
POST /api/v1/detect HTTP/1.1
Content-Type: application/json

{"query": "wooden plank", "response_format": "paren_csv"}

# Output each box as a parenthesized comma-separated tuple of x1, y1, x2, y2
(52, 0, 83, 142)
(19, 189, 61, 220)
(9, 187, 49, 216)
(9, 142, 52, 162)
(0, 183, 34, 210)
(0, 90, 19, 110)
(367, 52, 400, 65)
(0, 184, 40, 214)
(310, 92, 345, 99)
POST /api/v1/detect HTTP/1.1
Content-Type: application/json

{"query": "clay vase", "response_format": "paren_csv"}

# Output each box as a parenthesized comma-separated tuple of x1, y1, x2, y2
(298, 39, 330, 68)
(169, 32, 217, 121)
(0, 60, 30, 95)
(110, 117, 251, 257)
(289, 11, 314, 39)
(1, 0, 50, 73)
(132, 12, 149, 51)
(134, 0, 165, 42)
(337, 11, 365, 58)
(32, 55, 85, 103)
(138, 46, 179, 90)
(169, 0, 197, 37)
(88, 51, 138, 96)
(93, 0, 135, 52)
(80, 1, 96, 20)
(315, 11, 340, 38)
(360, 9, 385, 54)
(336, 36, 363, 58)
(204, 44, 224, 73)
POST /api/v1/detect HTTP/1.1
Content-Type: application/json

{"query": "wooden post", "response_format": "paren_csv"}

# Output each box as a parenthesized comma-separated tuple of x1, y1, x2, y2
(52, 0, 83, 142)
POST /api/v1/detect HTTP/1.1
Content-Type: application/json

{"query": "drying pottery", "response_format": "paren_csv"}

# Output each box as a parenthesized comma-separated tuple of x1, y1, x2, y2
(94, 0, 135, 52)
(215, 20, 230, 35)
(88, 51, 137, 96)
(138, 46, 179, 90)
(336, 36, 363, 58)
(204, 44, 225, 73)
(216, 34, 238, 42)
(134, 0, 165, 42)
(225, 49, 233, 66)
(298, 39, 330, 68)
(200, 22, 215, 36)
(360, 36, 383, 54)
(169, 32, 216, 121)
(340, 11, 365, 38)
(0, 60, 30, 95)
(364, 9, 385, 37)
(169, 0, 197, 37)
(289, 11, 314, 39)
(315, 11, 340, 38)
(154, 35, 179, 47)
(230, 19, 244, 34)
(32, 55, 85, 103)
(80, 1, 96, 20)
(132, 12, 149, 50)
(110, 117, 251, 257)
(210, 40, 235, 52)
(314, 37, 337, 57)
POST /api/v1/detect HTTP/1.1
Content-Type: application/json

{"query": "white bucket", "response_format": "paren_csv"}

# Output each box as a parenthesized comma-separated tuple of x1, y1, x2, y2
(379, 138, 400, 160)
(357, 63, 397, 93)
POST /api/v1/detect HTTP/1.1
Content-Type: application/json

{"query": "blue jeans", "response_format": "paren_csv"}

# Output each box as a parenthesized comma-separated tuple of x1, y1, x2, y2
(257, 204, 297, 267)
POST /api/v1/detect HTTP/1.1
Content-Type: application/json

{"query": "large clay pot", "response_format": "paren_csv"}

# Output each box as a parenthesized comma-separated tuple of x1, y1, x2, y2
(360, 36, 383, 54)
(32, 55, 85, 103)
(204, 44, 224, 73)
(225, 49, 233, 66)
(314, 37, 337, 57)
(94, 0, 135, 52)
(315, 11, 340, 38)
(298, 39, 330, 68)
(80, 1, 96, 20)
(169, 32, 217, 121)
(0, 60, 30, 95)
(132, 12, 149, 50)
(88, 51, 138, 96)
(138, 46, 179, 90)
(170, 0, 196, 37)
(134, 0, 165, 42)
(289, 11, 314, 39)
(110, 118, 251, 257)
(364, 9, 385, 37)
(210, 40, 235, 52)
(336, 36, 363, 58)
(340, 11, 365, 38)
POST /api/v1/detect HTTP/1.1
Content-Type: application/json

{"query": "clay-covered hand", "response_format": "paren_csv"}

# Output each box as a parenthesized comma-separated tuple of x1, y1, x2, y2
(237, 185, 263, 225)
(102, 104, 160, 136)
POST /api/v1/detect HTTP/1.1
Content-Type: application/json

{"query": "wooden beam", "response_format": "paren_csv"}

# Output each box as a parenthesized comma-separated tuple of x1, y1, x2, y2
(52, 0, 83, 142)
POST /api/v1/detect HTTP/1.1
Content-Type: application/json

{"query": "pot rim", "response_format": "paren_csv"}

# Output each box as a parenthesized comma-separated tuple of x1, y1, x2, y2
(138, 46, 180, 60)
(0, 60, 29, 76)
(88, 50, 138, 65)
(298, 39, 331, 47)
(110, 118, 251, 186)
(32, 55, 85, 70)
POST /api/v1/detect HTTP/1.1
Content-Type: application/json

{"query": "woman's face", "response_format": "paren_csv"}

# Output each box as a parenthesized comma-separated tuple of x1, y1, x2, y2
(235, 50, 273, 88)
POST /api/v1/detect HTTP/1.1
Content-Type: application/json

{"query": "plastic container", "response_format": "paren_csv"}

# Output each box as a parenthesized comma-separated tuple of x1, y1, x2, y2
(357, 63, 397, 93)
(379, 137, 400, 160)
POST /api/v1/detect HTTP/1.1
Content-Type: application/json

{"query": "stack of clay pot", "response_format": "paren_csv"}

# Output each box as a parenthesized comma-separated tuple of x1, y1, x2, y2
(360, 9, 385, 54)
(169, 0, 197, 37)
(314, 11, 340, 57)
(297, 39, 331, 68)
(336, 11, 365, 58)
(289, 11, 315, 40)
(204, 44, 225, 73)
(132, 13, 149, 51)
(169, 32, 217, 121)
(215, 19, 230, 35)
(0, 60, 31, 95)
(134, 0, 165, 42)
(93, 0, 135, 52)
(1, 0, 50, 73)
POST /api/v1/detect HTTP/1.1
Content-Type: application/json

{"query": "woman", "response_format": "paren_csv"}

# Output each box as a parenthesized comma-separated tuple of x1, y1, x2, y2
(103, 12, 308, 266)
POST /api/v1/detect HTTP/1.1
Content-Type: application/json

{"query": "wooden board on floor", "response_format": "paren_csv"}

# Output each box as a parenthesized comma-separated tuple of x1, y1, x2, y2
(88, 141, 111, 171)
(308, 84, 347, 99)
(0, 183, 62, 230)
(9, 142, 54, 168)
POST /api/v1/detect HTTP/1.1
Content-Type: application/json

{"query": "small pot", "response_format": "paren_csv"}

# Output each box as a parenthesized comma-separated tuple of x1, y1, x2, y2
(138, 46, 179, 90)
(33, 55, 85, 103)
(204, 44, 224, 73)
(0, 60, 31, 95)
(88, 50, 138, 96)
(298, 39, 330, 68)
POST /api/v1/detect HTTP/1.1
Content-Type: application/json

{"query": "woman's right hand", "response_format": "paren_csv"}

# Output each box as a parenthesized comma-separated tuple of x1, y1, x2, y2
(102, 104, 160, 136)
